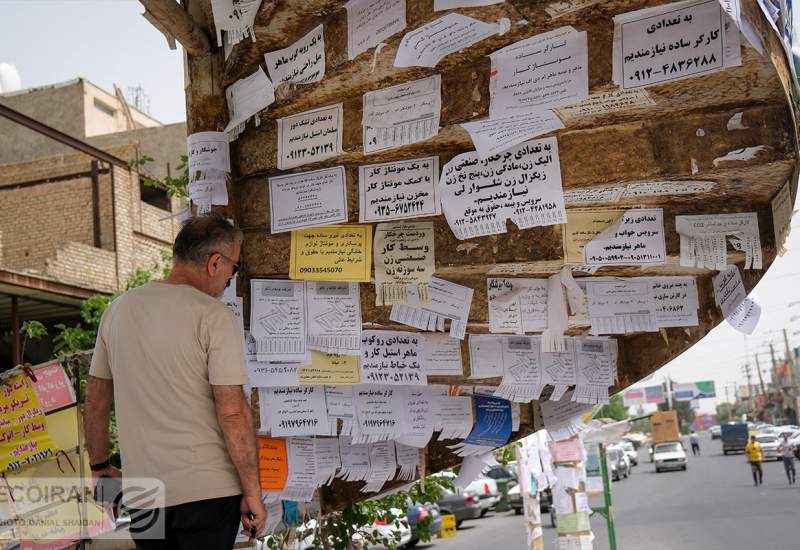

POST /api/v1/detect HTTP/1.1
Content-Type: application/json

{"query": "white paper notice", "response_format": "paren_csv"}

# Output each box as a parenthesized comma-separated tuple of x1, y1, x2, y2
(675, 212, 762, 270)
(338, 436, 371, 481)
(713, 265, 760, 334)
(373, 220, 436, 306)
(573, 338, 615, 404)
(622, 180, 714, 198)
(555, 89, 656, 120)
(495, 336, 544, 402)
(264, 25, 325, 86)
(224, 67, 276, 139)
(396, 386, 434, 448)
(461, 110, 565, 160)
(277, 104, 343, 170)
(586, 279, 658, 334)
(211, 0, 260, 46)
(305, 282, 362, 355)
(541, 390, 594, 441)
(345, 0, 406, 60)
(613, 0, 741, 90)
(439, 137, 567, 240)
(363, 75, 441, 154)
(363, 440, 398, 493)
(390, 277, 474, 339)
(468, 334, 504, 378)
(314, 437, 341, 485)
(250, 279, 308, 363)
(394, 13, 499, 68)
(268, 386, 330, 437)
(541, 338, 578, 400)
(246, 334, 301, 387)
(360, 330, 428, 385)
(487, 278, 548, 334)
(282, 437, 317, 502)
(563, 187, 625, 205)
(325, 385, 354, 435)
(433, 395, 474, 440)
(545, 0, 604, 18)
(187, 131, 230, 178)
(583, 208, 666, 266)
(395, 443, 420, 480)
(772, 181, 793, 256)
(489, 27, 588, 118)
(268, 166, 348, 233)
(358, 157, 440, 222)
(648, 276, 699, 328)
(353, 387, 405, 442)
(434, 0, 504, 9)
(422, 334, 464, 376)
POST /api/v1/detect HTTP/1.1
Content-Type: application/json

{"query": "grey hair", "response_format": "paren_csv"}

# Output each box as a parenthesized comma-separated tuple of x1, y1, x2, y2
(172, 214, 243, 265)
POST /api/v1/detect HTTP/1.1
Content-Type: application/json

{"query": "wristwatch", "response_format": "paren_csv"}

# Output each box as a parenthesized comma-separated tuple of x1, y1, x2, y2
(90, 459, 111, 472)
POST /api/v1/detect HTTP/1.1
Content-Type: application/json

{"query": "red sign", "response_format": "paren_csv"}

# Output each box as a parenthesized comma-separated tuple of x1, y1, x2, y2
(32, 363, 76, 413)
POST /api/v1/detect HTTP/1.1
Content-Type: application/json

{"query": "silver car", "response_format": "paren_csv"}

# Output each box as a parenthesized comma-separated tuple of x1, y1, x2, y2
(756, 434, 781, 461)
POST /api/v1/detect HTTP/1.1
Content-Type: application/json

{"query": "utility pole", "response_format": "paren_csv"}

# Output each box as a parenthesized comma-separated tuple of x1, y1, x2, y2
(755, 355, 767, 397)
(784, 329, 800, 424)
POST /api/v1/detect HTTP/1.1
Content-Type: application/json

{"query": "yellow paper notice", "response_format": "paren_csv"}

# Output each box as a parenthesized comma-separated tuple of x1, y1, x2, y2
(299, 351, 361, 385)
(562, 209, 624, 264)
(289, 225, 373, 282)
(0, 373, 58, 472)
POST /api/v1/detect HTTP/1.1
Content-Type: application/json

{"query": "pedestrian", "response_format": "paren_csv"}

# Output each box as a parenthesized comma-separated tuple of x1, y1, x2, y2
(84, 215, 266, 549)
(689, 431, 700, 456)
(745, 434, 764, 486)
(778, 433, 796, 484)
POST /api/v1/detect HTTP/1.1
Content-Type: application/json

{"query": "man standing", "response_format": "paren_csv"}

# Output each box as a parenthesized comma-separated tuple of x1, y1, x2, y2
(778, 433, 796, 484)
(745, 434, 763, 486)
(84, 215, 266, 549)
(689, 431, 700, 456)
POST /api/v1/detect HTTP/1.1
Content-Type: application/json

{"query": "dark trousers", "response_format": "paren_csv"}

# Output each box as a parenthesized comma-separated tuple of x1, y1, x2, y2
(691, 443, 700, 456)
(750, 462, 763, 485)
(128, 494, 241, 550)
(783, 457, 796, 483)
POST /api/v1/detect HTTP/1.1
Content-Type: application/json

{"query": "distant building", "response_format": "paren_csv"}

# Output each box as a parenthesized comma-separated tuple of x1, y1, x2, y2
(0, 78, 187, 368)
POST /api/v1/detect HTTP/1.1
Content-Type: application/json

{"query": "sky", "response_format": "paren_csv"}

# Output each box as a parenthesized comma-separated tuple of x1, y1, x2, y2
(0, 0, 186, 124)
(2, 1, 800, 415)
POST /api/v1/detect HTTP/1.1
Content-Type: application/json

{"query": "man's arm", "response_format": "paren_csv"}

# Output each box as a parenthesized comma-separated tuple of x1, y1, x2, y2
(84, 375, 120, 478)
(212, 385, 266, 536)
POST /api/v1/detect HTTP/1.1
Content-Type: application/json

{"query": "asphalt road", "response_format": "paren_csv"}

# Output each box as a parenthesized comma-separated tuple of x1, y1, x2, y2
(416, 432, 799, 550)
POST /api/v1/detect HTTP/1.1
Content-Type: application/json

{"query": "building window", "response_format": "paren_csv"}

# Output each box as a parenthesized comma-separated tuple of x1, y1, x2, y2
(93, 98, 116, 117)
(140, 182, 172, 212)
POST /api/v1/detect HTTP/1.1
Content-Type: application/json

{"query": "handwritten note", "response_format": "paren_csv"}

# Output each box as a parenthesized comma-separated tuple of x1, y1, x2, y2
(421, 334, 464, 375)
(582, 208, 666, 266)
(585, 279, 658, 334)
(267, 386, 330, 437)
(0, 374, 57, 472)
(259, 437, 288, 491)
(277, 104, 343, 170)
(439, 137, 567, 240)
(358, 157, 440, 222)
(224, 67, 276, 139)
(268, 166, 348, 233)
(771, 180, 793, 256)
(187, 131, 230, 178)
(555, 89, 655, 120)
(489, 27, 588, 118)
(390, 277, 474, 339)
(289, 225, 373, 282)
(345, 0, 406, 60)
(613, 0, 741, 90)
(622, 180, 714, 198)
(461, 110, 565, 160)
(394, 13, 499, 68)
(360, 330, 427, 385)
(373, 221, 436, 305)
(487, 278, 548, 334)
(298, 352, 361, 385)
(32, 363, 75, 413)
(713, 265, 760, 334)
(305, 281, 362, 355)
(250, 280, 308, 363)
(675, 212, 762, 270)
(363, 75, 441, 153)
(264, 25, 325, 86)
(325, 385, 354, 435)
(211, 0, 260, 46)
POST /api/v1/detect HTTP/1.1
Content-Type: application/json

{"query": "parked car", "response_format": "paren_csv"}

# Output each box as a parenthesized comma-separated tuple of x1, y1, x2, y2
(653, 441, 687, 472)
(606, 446, 629, 481)
(721, 423, 749, 455)
(756, 434, 782, 461)
(431, 471, 499, 517)
(406, 502, 442, 547)
(275, 510, 413, 550)
(437, 487, 483, 528)
(623, 432, 647, 449)
(507, 482, 553, 514)
(773, 425, 799, 439)
(710, 425, 722, 439)
(620, 440, 638, 466)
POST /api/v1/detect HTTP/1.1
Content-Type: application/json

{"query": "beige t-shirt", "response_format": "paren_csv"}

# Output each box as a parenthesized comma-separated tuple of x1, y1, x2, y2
(90, 282, 249, 507)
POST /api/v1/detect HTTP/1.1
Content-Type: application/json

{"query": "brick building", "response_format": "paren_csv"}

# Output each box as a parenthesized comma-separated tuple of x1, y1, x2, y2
(0, 79, 187, 368)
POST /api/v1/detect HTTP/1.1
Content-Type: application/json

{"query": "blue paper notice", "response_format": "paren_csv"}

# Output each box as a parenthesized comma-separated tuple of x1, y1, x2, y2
(463, 396, 512, 448)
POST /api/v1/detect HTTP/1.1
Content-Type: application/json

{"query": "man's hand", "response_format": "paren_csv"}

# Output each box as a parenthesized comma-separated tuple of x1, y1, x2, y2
(240, 494, 267, 538)
(91, 464, 122, 484)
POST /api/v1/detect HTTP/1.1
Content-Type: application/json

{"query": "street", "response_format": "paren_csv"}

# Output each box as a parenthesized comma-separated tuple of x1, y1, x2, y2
(420, 433, 799, 550)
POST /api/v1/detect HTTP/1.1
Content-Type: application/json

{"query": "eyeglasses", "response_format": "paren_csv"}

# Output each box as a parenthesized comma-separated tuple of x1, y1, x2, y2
(209, 252, 241, 276)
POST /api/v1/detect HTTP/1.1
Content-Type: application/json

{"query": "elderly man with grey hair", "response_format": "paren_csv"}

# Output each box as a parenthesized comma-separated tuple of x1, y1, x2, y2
(84, 215, 266, 549)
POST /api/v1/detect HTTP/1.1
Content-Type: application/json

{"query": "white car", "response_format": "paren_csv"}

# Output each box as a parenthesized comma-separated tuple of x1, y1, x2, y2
(432, 471, 499, 516)
(620, 440, 638, 466)
(268, 510, 413, 550)
(756, 434, 782, 461)
(653, 441, 687, 473)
